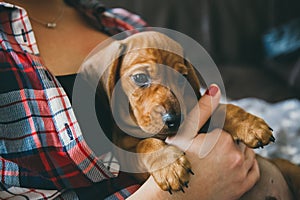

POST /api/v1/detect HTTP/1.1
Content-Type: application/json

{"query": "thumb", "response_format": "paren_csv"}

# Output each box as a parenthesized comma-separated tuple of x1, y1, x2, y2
(166, 84, 221, 150)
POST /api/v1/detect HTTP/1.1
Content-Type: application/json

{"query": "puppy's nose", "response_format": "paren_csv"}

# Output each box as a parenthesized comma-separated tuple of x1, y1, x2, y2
(162, 113, 182, 131)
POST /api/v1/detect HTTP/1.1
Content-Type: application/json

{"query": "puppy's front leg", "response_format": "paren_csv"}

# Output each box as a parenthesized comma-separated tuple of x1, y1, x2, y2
(137, 138, 192, 193)
(214, 104, 275, 148)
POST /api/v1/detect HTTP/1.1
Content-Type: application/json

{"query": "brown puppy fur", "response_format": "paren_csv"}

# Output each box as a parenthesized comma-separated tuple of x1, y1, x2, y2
(89, 31, 300, 199)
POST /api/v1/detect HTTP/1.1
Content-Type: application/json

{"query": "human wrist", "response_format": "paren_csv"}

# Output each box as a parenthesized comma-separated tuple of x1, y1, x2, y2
(126, 176, 167, 200)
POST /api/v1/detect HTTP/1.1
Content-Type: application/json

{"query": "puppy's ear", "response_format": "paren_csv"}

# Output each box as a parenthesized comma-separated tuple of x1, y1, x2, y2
(101, 44, 126, 99)
(80, 40, 126, 99)
(184, 59, 201, 99)
(182, 59, 203, 113)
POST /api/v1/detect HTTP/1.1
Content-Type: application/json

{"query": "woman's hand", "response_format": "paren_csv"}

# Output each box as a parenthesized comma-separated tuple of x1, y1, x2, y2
(181, 129, 259, 200)
(128, 84, 260, 200)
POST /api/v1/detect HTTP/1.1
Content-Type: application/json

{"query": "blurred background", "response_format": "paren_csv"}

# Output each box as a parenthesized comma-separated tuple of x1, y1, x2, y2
(103, 0, 300, 102)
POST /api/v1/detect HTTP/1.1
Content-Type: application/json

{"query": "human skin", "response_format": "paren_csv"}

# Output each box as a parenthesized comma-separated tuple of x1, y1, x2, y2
(128, 85, 260, 200)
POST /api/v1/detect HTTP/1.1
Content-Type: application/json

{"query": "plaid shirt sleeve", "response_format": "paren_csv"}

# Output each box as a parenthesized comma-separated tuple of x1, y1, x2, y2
(64, 0, 148, 36)
(0, 1, 147, 199)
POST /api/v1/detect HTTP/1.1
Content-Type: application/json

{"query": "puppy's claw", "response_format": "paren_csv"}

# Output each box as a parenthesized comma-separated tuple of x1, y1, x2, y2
(270, 135, 276, 142)
(168, 189, 172, 195)
(188, 169, 194, 175)
(256, 141, 264, 148)
(184, 182, 189, 188)
(180, 187, 185, 193)
(269, 127, 274, 131)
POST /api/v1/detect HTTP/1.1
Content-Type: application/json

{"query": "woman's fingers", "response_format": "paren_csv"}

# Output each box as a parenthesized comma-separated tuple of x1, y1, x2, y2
(196, 84, 221, 130)
(240, 156, 260, 197)
(166, 84, 221, 150)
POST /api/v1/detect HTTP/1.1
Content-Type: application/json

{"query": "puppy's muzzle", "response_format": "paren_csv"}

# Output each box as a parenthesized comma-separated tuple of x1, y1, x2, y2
(162, 113, 183, 132)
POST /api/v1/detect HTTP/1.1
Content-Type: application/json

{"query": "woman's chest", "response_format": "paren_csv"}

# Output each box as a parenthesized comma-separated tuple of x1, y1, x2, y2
(32, 9, 109, 75)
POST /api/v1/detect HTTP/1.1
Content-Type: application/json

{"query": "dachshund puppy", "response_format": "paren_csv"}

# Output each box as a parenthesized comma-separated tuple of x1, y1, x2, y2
(81, 31, 300, 199)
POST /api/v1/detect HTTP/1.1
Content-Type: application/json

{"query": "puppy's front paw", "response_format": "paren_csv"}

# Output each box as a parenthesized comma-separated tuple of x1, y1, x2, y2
(150, 146, 192, 193)
(225, 104, 275, 148)
(236, 115, 274, 148)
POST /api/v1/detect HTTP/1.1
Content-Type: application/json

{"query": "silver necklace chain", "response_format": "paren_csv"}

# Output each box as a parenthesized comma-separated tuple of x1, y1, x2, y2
(29, 5, 65, 29)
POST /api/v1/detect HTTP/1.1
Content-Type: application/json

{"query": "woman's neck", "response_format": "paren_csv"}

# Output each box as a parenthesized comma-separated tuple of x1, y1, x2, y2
(6, 0, 66, 24)
(4, 0, 109, 76)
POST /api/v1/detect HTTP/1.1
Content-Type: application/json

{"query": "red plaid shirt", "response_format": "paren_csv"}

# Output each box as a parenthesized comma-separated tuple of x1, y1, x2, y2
(0, 1, 147, 199)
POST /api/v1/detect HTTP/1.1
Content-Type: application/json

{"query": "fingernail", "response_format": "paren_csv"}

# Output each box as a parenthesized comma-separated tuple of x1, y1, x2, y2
(205, 85, 219, 96)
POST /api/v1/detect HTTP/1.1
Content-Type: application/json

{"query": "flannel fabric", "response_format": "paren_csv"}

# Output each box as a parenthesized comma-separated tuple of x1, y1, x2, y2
(0, 1, 147, 199)
(64, 0, 148, 36)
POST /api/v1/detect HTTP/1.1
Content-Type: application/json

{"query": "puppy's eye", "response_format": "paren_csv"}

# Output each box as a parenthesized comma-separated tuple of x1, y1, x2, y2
(131, 73, 151, 87)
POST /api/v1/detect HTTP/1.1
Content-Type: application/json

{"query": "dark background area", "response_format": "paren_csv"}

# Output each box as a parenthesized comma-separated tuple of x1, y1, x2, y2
(103, 0, 300, 102)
